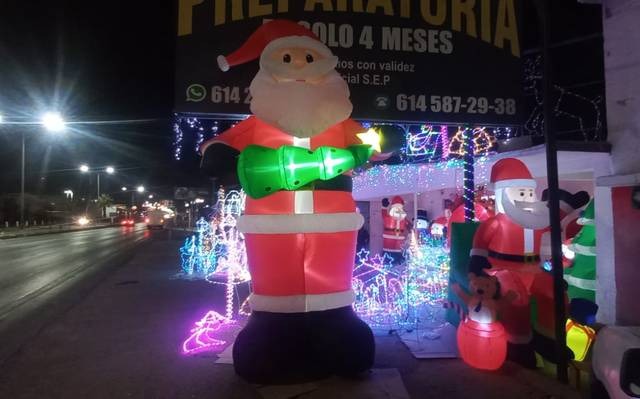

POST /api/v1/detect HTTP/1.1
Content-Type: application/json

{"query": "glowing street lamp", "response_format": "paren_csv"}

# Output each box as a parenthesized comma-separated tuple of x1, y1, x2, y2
(19, 111, 67, 226)
(79, 164, 116, 197)
(121, 186, 127, 191)
(40, 112, 66, 132)
(137, 185, 145, 193)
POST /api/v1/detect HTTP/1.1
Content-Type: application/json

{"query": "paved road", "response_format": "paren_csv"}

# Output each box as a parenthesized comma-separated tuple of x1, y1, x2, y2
(0, 224, 148, 322)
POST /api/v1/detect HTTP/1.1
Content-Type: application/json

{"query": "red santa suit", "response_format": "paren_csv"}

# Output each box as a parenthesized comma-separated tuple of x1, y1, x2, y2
(382, 196, 408, 253)
(201, 115, 365, 313)
(469, 158, 576, 344)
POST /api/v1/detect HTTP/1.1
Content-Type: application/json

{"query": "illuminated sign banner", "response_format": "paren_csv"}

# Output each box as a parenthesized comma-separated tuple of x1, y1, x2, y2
(175, 0, 523, 125)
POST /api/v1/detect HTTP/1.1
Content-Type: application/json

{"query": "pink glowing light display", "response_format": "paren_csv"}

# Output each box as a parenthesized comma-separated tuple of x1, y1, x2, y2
(182, 310, 235, 355)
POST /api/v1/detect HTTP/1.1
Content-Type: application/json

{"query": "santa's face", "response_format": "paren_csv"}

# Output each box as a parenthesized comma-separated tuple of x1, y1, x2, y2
(250, 46, 353, 138)
(389, 204, 407, 221)
(501, 187, 550, 229)
(505, 186, 536, 205)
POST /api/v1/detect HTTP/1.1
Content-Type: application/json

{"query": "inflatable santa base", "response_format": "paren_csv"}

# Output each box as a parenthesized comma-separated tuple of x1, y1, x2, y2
(233, 307, 374, 384)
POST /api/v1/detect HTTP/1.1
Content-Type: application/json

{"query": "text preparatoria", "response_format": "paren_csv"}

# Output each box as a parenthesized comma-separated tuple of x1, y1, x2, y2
(175, 0, 524, 125)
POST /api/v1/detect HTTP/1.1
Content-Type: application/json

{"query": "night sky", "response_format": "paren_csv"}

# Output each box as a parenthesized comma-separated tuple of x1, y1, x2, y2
(0, 1, 604, 201)
(0, 1, 179, 200)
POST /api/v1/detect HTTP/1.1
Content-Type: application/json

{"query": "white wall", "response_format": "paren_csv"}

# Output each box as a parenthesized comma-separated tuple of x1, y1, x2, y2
(603, 0, 640, 176)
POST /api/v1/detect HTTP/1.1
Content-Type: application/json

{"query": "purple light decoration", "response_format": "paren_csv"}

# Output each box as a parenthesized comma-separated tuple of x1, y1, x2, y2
(182, 310, 235, 355)
(440, 125, 450, 159)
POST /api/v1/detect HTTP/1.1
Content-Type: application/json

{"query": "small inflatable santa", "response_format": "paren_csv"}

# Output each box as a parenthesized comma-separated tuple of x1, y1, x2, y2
(468, 158, 588, 366)
(381, 196, 409, 257)
(200, 20, 402, 383)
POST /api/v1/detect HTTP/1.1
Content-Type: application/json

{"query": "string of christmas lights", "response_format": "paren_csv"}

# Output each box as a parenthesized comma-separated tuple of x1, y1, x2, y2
(462, 127, 475, 222)
(182, 310, 235, 355)
(448, 127, 498, 157)
(524, 56, 604, 141)
(353, 156, 491, 195)
(172, 115, 517, 164)
(351, 233, 451, 330)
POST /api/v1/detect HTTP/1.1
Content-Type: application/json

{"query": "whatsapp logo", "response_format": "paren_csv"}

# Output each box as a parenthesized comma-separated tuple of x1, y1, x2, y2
(186, 84, 207, 102)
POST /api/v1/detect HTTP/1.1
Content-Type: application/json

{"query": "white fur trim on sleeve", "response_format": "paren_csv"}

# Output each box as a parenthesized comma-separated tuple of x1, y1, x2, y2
(238, 212, 364, 234)
(470, 248, 489, 257)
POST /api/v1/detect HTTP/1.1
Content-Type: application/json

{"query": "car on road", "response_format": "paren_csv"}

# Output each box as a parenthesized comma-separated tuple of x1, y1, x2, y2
(592, 326, 640, 398)
(120, 218, 135, 227)
(145, 210, 166, 229)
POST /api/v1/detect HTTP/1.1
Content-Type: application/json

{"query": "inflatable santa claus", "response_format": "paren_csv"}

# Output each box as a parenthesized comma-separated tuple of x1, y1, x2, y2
(468, 158, 588, 367)
(200, 20, 403, 383)
(381, 196, 409, 261)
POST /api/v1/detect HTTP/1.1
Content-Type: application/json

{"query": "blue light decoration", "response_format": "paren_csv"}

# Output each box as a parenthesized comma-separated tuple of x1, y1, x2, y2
(180, 217, 219, 276)
(352, 249, 404, 329)
(179, 187, 247, 281)
(404, 125, 450, 162)
(351, 232, 451, 330)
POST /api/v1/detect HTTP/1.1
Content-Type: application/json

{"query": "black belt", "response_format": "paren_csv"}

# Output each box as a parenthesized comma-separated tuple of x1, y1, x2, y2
(488, 250, 540, 264)
(299, 175, 352, 192)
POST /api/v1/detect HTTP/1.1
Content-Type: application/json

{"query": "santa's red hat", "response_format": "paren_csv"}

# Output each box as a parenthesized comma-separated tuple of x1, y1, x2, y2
(391, 196, 404, 206)
(490, 158, 536, 189)
(217, 20, 333, 72)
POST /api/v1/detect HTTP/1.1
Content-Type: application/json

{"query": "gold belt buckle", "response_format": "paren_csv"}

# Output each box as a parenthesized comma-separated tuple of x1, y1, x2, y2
(524, 252, 537, 263)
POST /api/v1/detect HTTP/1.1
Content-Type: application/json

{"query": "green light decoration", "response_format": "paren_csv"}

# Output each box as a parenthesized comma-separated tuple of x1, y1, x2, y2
(238, 144, 374, 199)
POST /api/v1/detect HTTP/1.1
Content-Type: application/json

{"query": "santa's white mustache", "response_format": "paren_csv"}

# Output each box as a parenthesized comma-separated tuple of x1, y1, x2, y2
(513, 200, 547, 214)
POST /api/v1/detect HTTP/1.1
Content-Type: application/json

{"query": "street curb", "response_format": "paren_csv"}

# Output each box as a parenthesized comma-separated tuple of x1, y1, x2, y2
(0, 224, 119, 240)
(0, 233, 150, 368)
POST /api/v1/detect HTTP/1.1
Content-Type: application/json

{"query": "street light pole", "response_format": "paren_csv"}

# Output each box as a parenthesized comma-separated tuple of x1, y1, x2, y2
(20, 130, 25, 227)
(97, 173, 101, 198)
(535, 0, 568, 383)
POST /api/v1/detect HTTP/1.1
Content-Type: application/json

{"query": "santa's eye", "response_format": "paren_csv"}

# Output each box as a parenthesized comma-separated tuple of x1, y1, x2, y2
(529, 192, 533, 197)
(283, 54, 291, 63)
(306, 54, 314, 63)
(520, 192, 525, 197)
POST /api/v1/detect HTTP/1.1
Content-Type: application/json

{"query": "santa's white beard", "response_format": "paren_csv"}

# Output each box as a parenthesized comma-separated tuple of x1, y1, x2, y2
(500, 190, 550, 230)
(249, 69, 353, 138)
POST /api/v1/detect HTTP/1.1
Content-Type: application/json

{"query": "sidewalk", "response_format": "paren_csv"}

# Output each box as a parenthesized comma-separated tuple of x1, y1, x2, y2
(0, 234, 581, 399)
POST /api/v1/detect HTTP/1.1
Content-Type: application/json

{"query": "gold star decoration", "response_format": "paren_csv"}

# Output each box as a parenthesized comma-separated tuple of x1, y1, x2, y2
(357, 128, 382, 152)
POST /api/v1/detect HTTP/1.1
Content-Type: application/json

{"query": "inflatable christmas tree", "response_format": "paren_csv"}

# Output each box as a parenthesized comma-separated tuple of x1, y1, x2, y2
(565, 199, 596, 302)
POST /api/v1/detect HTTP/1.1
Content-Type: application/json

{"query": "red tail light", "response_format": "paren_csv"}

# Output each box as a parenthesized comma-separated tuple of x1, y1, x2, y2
(145, 218, 150, 223)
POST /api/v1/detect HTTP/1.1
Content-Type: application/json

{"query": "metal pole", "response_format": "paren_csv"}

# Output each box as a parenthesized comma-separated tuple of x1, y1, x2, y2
(97, 173, 100, 198)
(536, 0, 568, 383)
(20, 131, 25, 228)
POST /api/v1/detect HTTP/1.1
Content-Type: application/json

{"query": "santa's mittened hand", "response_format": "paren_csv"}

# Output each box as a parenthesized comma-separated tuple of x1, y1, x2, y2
(566, 190, 590, 210)
(468, 255, 492, 275)
(201, 143, 240, 185)
(382, 198, 390, 208)
(542, 189, 590, 210)
(371, 125, 406, 153)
